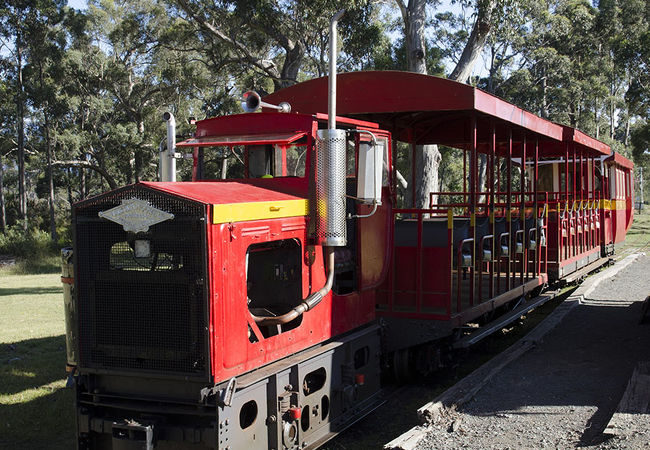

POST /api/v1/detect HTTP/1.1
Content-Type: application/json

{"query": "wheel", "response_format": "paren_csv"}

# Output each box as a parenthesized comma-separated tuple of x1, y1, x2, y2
(392, 348, 412, 383)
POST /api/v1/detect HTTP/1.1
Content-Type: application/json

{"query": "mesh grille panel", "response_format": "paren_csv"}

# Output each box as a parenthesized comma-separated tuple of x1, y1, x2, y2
(313, 129, 347, 246)
(75, 185, 208, 377)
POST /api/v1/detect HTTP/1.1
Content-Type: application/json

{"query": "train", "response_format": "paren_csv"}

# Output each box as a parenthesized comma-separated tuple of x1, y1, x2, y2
(62, 17, 634, 450)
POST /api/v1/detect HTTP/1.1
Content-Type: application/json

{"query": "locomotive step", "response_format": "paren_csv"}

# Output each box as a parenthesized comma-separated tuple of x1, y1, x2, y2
(452, 290, 560, 349)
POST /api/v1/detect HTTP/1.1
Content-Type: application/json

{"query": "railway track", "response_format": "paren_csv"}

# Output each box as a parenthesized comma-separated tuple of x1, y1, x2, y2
(324, 286, 577, 449)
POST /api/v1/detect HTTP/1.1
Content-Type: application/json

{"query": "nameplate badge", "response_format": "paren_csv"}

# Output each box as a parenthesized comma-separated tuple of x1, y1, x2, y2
(98, 198, 174, 233)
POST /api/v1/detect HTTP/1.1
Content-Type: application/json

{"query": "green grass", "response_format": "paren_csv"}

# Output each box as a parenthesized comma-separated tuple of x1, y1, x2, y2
(619, 209, 650, 256)
(0, 254, 61, 276)
(0, 273, 74, 450)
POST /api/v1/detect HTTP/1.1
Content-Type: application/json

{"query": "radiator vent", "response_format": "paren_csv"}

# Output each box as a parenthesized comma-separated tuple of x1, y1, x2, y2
(74, 185, 209, 377)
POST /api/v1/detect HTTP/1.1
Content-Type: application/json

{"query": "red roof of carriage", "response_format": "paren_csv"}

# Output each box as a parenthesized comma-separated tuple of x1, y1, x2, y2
(265, 71, 609, 157)
(605, 152, 634, 170)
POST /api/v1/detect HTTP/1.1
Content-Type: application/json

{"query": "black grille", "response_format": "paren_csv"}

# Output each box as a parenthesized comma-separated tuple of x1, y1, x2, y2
(75, 185, 209, 377)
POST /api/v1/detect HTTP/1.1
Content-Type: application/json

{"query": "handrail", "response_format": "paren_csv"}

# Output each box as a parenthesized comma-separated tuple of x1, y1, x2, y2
(457, 238, 474, 268)
(480, 234, 493, 262)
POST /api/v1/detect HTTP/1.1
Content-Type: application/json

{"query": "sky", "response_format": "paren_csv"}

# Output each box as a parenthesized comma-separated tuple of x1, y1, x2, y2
(67, 0, 87, 10)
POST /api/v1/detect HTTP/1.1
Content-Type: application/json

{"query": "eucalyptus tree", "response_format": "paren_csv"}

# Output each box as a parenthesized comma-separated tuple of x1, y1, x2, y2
(394, 0, 502, 207)
(0, 0, 67, 231)
(171, 0, 381, 93)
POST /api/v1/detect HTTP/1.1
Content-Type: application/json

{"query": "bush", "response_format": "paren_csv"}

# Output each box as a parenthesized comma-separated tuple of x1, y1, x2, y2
(0, 225, 60, 259)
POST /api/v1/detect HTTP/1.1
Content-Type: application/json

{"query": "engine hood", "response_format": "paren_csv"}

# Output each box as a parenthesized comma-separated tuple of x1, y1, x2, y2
(141, 177, 309, 224)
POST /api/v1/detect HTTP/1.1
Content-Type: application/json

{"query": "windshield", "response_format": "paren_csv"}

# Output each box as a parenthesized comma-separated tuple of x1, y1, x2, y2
(195, 143, 307, 181)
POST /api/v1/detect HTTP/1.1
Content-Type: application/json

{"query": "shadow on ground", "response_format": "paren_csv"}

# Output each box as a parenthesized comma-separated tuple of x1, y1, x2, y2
(0, 287, 63, 297)
(0, 335, 75, 449)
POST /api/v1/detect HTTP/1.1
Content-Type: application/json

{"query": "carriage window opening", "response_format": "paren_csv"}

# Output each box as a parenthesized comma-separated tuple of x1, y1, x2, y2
(537, 165, 554, 192)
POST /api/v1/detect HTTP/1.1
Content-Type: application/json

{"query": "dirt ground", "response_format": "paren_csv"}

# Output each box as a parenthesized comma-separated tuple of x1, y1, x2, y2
(416, 253, 650, 449)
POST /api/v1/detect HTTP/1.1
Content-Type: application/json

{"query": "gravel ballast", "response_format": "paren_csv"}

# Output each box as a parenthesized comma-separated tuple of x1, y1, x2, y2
(412, 254, 650, 449)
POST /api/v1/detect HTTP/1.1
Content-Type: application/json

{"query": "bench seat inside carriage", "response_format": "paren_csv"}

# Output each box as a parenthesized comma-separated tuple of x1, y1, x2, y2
(377, 214, 544, 317)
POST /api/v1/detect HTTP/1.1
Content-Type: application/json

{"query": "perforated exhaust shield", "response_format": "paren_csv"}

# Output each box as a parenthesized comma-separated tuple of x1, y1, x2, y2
(313, 129, 347, 247)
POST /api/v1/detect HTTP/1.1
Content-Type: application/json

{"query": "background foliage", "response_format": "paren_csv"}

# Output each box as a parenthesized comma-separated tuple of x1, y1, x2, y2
(0, 0, 648, 253)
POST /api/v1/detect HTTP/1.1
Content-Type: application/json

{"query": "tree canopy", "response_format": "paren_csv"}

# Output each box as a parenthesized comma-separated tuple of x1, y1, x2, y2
(0, 0, 647, 240)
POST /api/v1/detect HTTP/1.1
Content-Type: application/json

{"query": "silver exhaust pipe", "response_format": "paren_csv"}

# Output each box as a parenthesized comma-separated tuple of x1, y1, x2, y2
(252, 11, 346, 327)
(162, 112, 176, 182)
(328, 9, 345, 130)
(314, 9, 347, 247)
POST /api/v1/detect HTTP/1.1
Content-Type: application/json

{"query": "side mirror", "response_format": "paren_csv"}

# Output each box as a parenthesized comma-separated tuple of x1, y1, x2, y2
(356, 138, 384, 206)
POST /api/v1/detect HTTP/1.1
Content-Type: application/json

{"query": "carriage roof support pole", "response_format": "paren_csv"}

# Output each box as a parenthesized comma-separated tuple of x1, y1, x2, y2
(580, 149, 584, 203)
(521, 133, 526, 218)
(565, 143, 569, 206)
(573, 145, 577, 206)
(461, 142, 467, 206)
(471, 115, 477, 214)
(521, 132, 526, 285)
(507, 127, 512, 291)
(489, 120, 496, 299)
(534, 137, 539, 277)
(592, 156, 596, 200)
(409, 128, 416, 207)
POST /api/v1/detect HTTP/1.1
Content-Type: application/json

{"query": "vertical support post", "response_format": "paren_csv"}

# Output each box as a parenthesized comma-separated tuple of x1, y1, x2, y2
(489, 121, 495, 299)
(506, 128, 512, 290)
(520, 133, 526, 286)
(572, 144, 577, 257)
(410, 129, 416, 207)
(534, 138, 539, 278)
(470, 115, 477, 306)
(463, 148, 467, 207)
(416, 213, 423, 313)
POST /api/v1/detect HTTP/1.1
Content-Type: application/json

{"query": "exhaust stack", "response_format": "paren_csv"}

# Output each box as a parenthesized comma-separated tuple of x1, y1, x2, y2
(314, 9, 347, 247)
(252, 11, 346, 327)
(162, 112, 176, 182)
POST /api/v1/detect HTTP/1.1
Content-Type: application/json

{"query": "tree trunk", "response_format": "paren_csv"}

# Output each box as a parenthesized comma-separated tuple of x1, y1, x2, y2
(16, 32, 27, 231)
(449, 0, 497, 84)
(404, 0, 427, 74)
(541, 68, 548, 119)
(397, 0, 442, 209)
(415, 148, 440, 209)
(44, 114, 57, 241)
(81, 167, 86, 200)
(39, 61, 57, 241)
(0, 153, 5, 233)
(276, 43, 303, 91)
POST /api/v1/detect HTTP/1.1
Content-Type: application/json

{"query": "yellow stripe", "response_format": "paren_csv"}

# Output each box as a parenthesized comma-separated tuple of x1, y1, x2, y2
(599, 199, 628, 210)
(447, 209, 453, 229)
(213, 199, 308, 224)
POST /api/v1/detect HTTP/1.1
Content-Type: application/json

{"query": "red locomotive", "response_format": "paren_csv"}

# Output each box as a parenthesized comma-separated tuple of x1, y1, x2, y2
(64, 23, 634, 450)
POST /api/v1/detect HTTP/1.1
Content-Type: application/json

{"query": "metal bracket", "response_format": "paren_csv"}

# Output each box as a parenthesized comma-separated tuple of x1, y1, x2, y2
(111, 420, 155, 450)
(201, 377, 237, 406)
